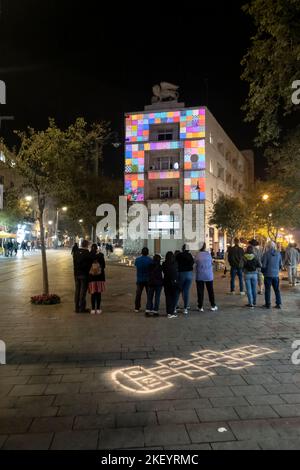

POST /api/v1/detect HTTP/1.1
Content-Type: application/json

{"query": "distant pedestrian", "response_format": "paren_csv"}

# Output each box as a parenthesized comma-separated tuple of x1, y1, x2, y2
(31, 240, 35, 251)
(195, 243, 218, 312)
(73, 239, 91, 313)
(261, 241, 283, 309)
(249, 239, 264, 295)
(228, 238, 245, 295)
(284, 243, 300, 287)
(162, 251, 179, 318)
(88, 243, 105, 314)
(243, 245, 261, 309)
(174, 244, 194, 315)
(134, 247, 153, 313)
(145, 254, 163, 316)
(223, 248, 230, 277)
(71, 242, 79, 256)
(21, 240, 27, 255)
(13, 241, 18, 256)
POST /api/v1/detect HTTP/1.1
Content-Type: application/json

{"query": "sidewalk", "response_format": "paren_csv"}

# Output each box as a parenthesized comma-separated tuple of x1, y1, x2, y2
(0, 251, 300, 450)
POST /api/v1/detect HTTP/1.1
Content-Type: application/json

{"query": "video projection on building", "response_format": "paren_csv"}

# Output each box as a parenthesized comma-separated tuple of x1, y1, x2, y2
(125, 174, 144, 201)
(125, 108, 205, 143)
(184, 171, 205, 201)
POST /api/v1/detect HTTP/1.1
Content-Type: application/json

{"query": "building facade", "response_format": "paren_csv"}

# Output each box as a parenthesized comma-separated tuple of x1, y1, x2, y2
(124, 101, 254, 255)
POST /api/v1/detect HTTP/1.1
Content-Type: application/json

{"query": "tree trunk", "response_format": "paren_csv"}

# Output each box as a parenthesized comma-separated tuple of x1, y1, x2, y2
(38, 202, 49, 295)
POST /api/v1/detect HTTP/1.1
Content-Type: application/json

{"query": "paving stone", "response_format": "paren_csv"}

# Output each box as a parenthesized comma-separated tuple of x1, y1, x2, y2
(231, 385, 268, 396)
(271, 404, 300, 418)
(97, 402, 136, 415)
(58, 403, 98, 416)
(165, 444, 211, 450)
(74, 414, 114, 430)
(210, 397, 249, 407)
(0, 376, 30, 385)
(234, 405, 279, 419)
(243, 375, 279, 385)
(44, 383, 81, 395)
(157, 410, 199, 425)
(28, 375, 62, 384)
(29, 416, 74, 433)
(196, 407, 239, 422)
(211, 375, 247, 386)
(197, 386, 234, 398)
(61, 374, 94, 383)
(16, 395, 55, 407)
(135, 400, 177, 412)
(51, 430, 99, 450)
(264, 384, 300, 394)
(212, 440, 260, 450)
(2, 433, 53, 450)
(187, 422, 236, 443)
(144, 424, 190, 447)
(9, 384, 47, 396)
(258, 438, 300, 450)
(280, 394, 300, 404)
(116, 412, 156, 428)
(99, 427, 144, 449)
(245, 394, 285, 405)
(228, 419, 280, 440)
(0, 417, 32, 434)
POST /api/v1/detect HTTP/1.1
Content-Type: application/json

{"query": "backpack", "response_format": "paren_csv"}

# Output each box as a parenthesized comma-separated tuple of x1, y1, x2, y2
(89, 261, 101, 276)
(244, 257, 257, 272)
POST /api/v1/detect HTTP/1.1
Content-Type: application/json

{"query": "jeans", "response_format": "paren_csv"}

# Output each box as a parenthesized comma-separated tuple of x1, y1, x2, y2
(135, 282, 148, 310)
(146, 286, 162, 312)
(175, 271, 193, 309)
(74, 275, 89, 312)
(264, 276, 282, 307)
(287, 266, 297, 285)
(245, 272, 258, 306)
(196, 281, 216, 308)
(91, 293, 101, 310)
(230, 267, 244, 292)
(164, 284, 179, 316)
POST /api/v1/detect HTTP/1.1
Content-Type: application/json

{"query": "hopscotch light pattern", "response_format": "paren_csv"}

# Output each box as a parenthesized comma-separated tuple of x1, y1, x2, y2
(112, 345, 276, 394)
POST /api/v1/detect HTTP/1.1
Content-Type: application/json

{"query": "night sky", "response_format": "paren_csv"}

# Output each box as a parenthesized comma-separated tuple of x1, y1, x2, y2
(0, 0, 265, 178)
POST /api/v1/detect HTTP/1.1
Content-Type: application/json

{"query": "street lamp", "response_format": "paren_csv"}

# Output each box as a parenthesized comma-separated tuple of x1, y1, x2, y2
(24, 195, 33, 202)
(262, 194, 269, 201)
(54, 206, 68, 247)
(79, 219, 83, 223)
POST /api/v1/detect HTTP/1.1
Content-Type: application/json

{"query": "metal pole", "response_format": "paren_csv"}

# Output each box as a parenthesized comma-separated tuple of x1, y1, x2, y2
(55, 209, 59, 248)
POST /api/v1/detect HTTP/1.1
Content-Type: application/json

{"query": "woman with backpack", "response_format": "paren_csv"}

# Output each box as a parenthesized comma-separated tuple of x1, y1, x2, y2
(162, 251, 179, 318)
(243, 244, 261, 309)
(88, 243, 106, 314)
(145, 254, 163, 316)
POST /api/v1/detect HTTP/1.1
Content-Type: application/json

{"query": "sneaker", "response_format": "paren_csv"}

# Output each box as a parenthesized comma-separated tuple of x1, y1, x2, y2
(145, 311, 153, 317)
(183, 308, 188, 315)
(134, 309, 140, 313)
(145, 309, 152, 313)
(258, 291, 263, 295)
(249, 304, 255, 309)
(167, 314, 178, 318)
(96, 309, 102, 314)
(152, 311, 159, 316)
(240, 292, 246, 296)
(274, 304, 282, 309)
(198, 307, 204, 312)
(210, 306, 218, 311)
(90, 310, 95, 314)
(261, 305, 271, 309)
(227, 291, 235, 295)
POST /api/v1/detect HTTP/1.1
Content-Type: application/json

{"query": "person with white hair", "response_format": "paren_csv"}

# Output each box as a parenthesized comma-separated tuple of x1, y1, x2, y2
(284, 243, 300, 287)
(261, 241, 283, 309)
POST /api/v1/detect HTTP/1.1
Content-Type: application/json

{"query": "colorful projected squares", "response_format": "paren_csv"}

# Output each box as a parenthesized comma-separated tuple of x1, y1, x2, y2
(184, 139, 205, 170)
(125, 174, 144, 201)
(148, 171, 180, 180)
(184, 171, 205, 201)
(125, 108, 205, 143)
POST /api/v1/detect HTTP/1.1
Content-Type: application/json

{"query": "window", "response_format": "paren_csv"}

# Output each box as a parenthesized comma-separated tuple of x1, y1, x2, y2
(158, 187, 174, 199)
(209, 132, 214, 144)
(157, 130, 174, 141)
(217, 141, 224, 156)
(217, 165, 225, 181)
(0, 175, 4, 185)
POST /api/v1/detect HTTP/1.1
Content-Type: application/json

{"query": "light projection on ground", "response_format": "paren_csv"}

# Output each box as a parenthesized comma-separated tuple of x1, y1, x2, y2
(112, 345, 276, 394)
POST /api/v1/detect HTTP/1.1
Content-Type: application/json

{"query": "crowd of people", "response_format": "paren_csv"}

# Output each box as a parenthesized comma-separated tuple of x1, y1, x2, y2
(1, 239, 36, 257)
(71, 237, 299, 317)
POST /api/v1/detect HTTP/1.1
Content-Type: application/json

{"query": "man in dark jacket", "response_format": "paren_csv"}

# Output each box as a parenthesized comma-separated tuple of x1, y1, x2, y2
(134, 247, 153, 312)
(175, 245, 194, 314)
(261, 241, 283, 309)
(228, 238, 245, 295)
(73, 239, 91, 313)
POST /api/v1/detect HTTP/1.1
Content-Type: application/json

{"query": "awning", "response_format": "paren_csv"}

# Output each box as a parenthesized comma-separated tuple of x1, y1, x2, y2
(0, 232, 17, 239)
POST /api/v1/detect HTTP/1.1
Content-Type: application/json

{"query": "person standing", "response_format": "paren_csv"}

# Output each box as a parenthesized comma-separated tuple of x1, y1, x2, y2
(228, 238, 245, 295)
(134, 247, 153, 313)
(146, 254, 163, 316)
(243, 245, 261, 308)
(261, 241, 283, 309)
(284, 243, 300, 287)
(88, 243, 105, 314)
(73, 239, 91, 313)
(175, 244, 194, 315)
(195, 243, 218, 312)
(162, 251, 179, 318)
(71, 242, 79, 256)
